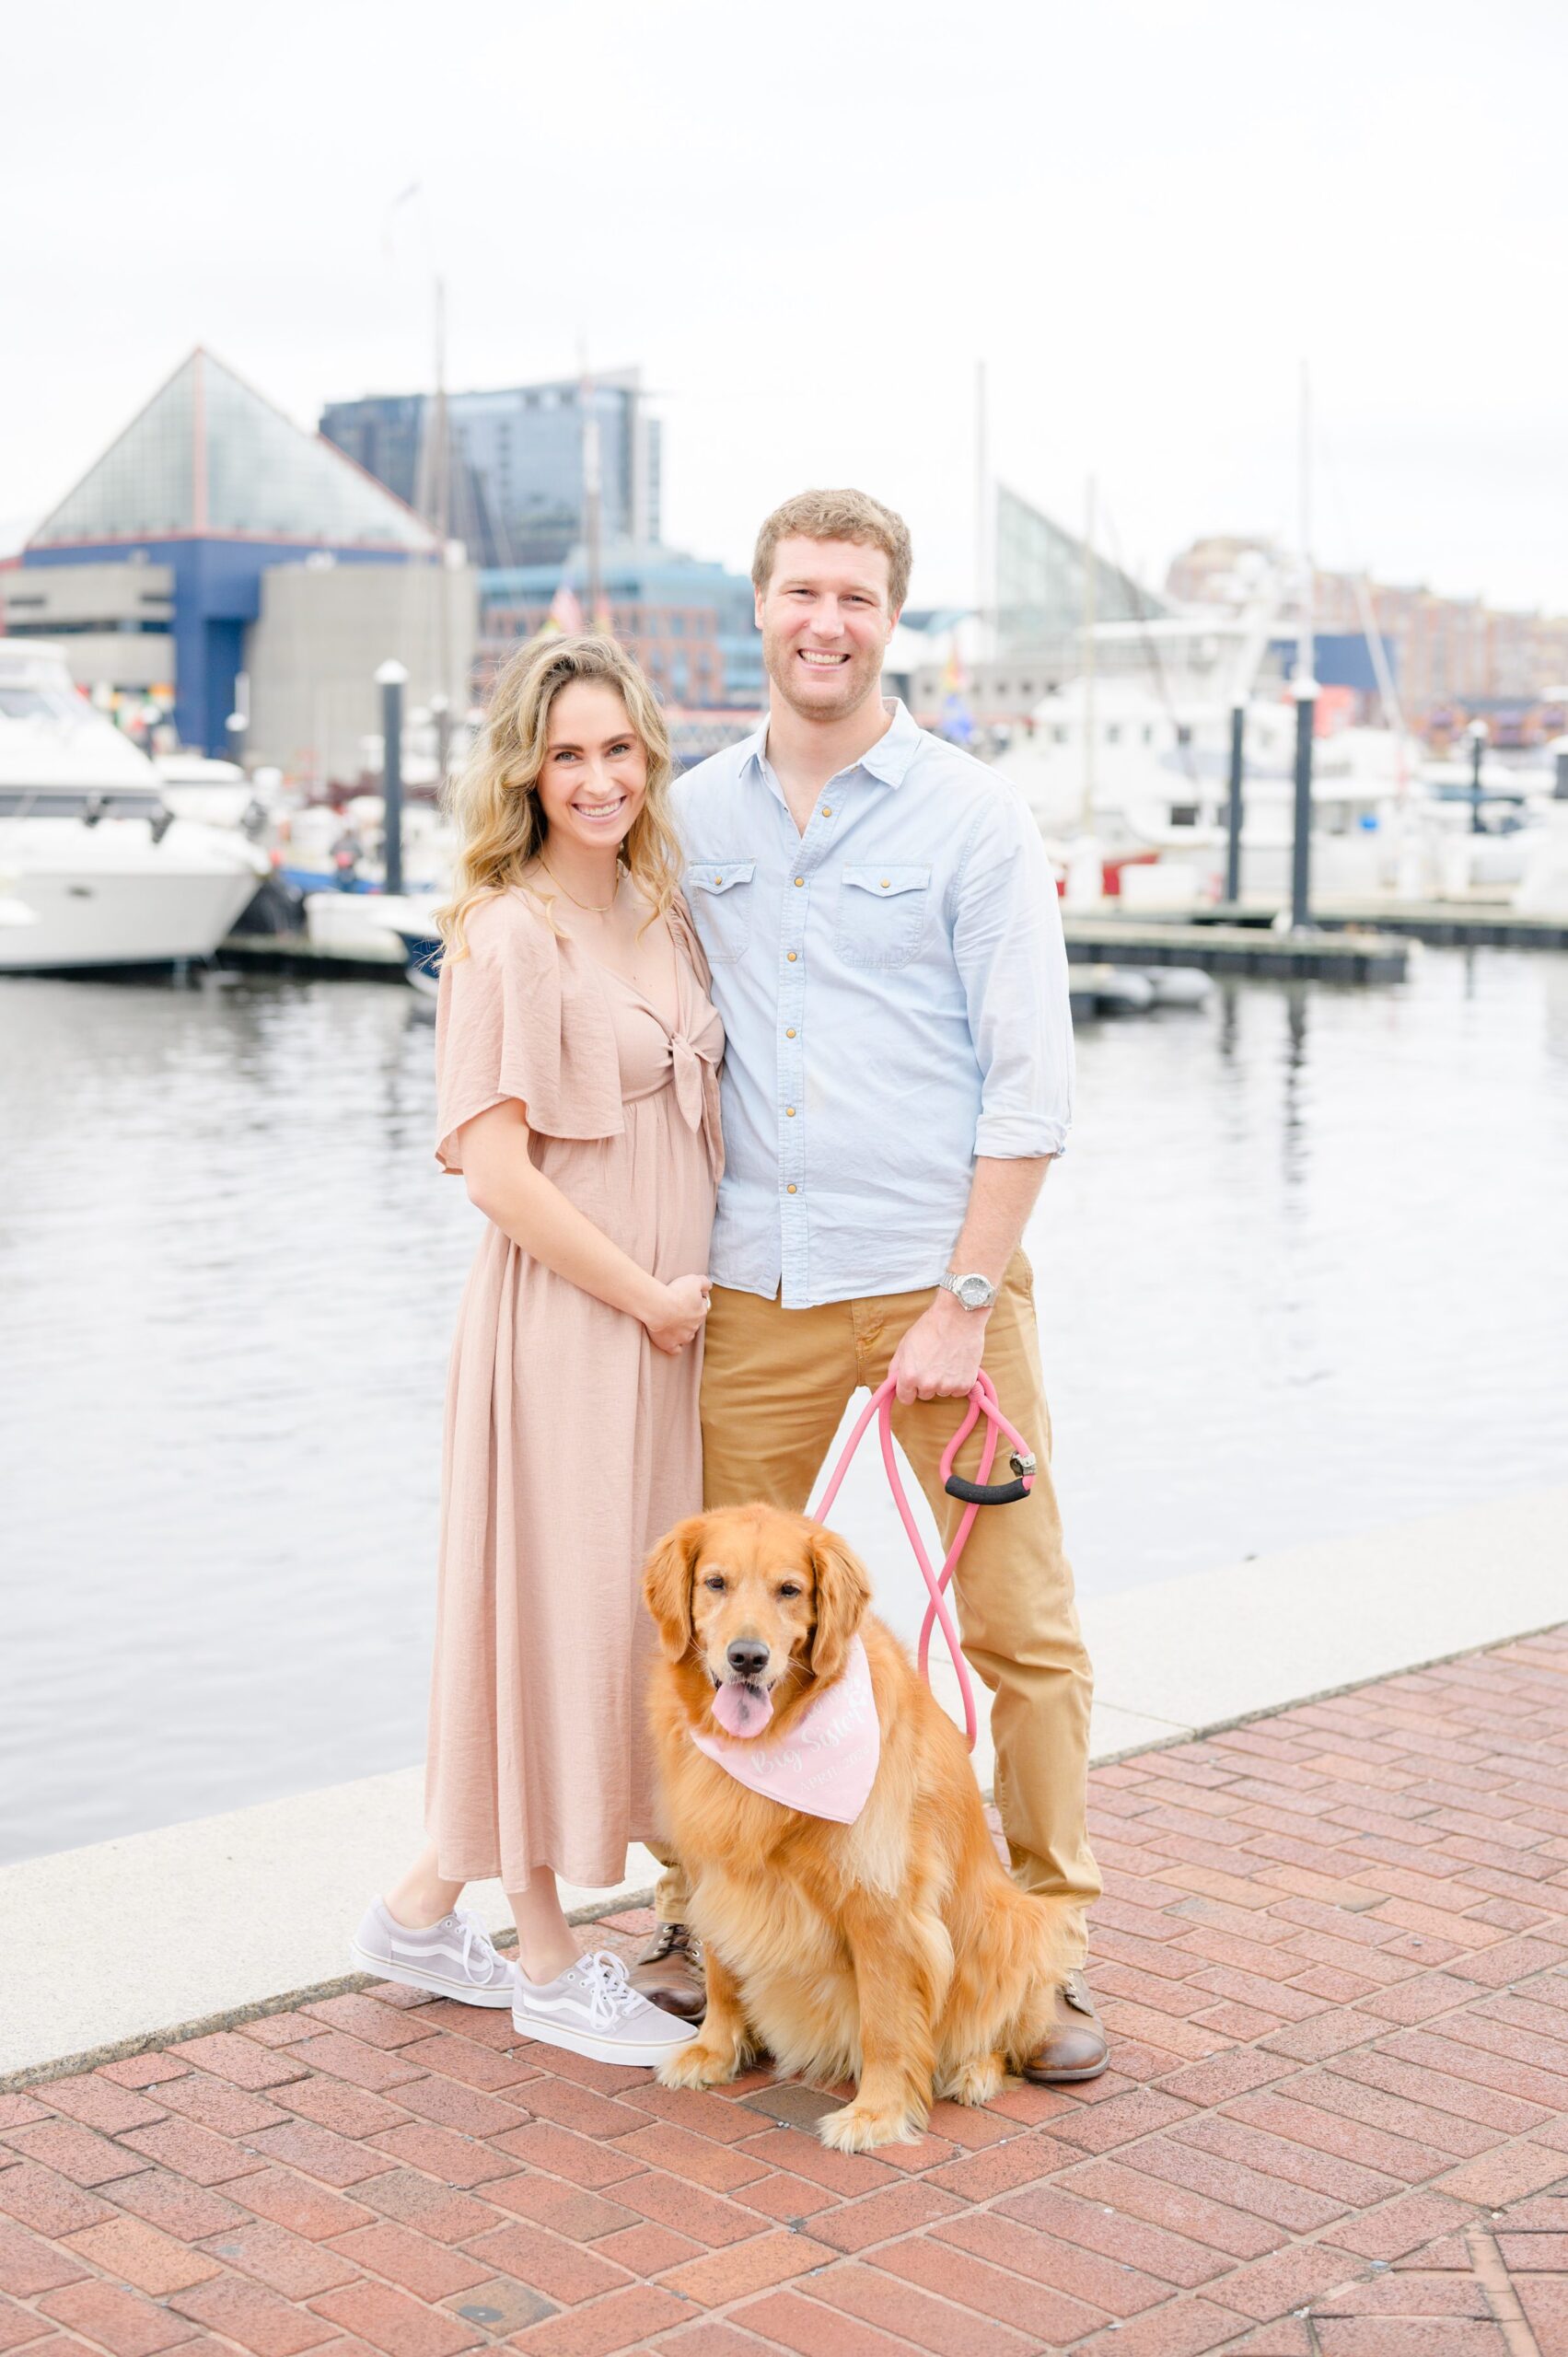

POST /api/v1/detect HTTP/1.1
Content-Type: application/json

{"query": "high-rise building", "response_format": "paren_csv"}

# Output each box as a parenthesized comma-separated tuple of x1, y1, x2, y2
(320, 372, 660, 568)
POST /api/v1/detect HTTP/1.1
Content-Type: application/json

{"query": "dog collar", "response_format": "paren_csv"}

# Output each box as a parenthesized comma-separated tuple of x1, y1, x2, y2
(691, 1635, 880, 1824)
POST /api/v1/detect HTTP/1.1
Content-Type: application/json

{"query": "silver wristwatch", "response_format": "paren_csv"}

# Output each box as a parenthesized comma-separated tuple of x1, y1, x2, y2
(939, 1270, 997, 1311)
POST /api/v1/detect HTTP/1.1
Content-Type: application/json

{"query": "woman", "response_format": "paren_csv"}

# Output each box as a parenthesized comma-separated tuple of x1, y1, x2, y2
(352, 633, 721, 2067)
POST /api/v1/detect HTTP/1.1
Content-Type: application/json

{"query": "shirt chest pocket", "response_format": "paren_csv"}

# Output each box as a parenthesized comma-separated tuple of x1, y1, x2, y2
(837, 863, 931, 969)
(685, 859, 757, 965)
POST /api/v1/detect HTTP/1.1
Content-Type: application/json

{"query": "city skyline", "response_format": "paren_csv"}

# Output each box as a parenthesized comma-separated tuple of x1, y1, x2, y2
(6, 0, 1566, 621)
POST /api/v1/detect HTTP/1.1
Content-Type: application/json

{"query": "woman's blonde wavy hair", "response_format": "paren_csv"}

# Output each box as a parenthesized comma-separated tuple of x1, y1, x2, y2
(438, 633, 682, 955)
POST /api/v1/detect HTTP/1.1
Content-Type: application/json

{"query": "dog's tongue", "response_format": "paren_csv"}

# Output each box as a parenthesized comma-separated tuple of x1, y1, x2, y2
(712, 1682, 773, 1739)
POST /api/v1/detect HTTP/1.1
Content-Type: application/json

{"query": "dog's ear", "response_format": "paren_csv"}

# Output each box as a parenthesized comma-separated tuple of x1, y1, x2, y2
(808, 1527, 871, 1685)
(643, 1516, 704, 1663)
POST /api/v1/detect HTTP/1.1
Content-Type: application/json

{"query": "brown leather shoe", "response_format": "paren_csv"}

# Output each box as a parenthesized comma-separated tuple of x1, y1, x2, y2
(628, 1922, 706, 2023)
(1021, 1969, 1109, 2084)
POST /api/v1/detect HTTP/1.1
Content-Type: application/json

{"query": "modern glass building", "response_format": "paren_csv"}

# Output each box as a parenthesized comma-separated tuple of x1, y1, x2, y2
(995, 483, 1167, 650)
(20, 348, 436, 753)
(320, 372, 660, 570)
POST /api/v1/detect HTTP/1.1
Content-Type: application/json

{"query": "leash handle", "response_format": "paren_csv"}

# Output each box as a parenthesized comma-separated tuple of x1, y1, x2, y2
(809, 1368, 1037, 1754)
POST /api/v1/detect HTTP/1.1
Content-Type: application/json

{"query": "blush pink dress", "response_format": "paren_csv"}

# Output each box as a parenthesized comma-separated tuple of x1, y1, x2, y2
(424, 886, 723, 1890)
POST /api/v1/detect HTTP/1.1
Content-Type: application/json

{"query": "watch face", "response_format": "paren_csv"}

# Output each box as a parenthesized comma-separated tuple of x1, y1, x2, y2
(957, 1274, 992, 1309)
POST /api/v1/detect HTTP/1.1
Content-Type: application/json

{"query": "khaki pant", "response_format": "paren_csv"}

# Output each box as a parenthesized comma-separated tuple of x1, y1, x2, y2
(647, 1253, 1099, 1964)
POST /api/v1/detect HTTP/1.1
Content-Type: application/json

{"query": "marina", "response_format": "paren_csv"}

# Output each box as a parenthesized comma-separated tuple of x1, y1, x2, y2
(4, 943, 1564, 1874)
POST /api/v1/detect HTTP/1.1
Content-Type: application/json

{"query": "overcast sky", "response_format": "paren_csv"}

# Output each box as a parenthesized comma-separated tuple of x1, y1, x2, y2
(6, 0, 1564, 614)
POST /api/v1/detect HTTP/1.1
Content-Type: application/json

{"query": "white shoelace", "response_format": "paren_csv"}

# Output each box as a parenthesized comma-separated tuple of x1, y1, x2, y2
(448, 1909, 504, 1986)
(571, 1950, 644, 2027)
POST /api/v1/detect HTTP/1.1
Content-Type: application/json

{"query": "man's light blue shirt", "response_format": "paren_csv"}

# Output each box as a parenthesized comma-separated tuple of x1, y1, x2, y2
(675, 701, 1074, 1309)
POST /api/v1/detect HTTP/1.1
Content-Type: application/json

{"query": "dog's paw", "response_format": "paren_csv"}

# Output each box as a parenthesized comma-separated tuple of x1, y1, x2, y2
(934, 2051, 1008, 2108)
(818, 2101, 921, 2153)
(656, 2038, 746, 2091)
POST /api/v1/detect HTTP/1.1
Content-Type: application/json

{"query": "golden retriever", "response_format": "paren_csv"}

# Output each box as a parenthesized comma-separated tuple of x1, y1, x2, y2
(643, 1503, 1074, 2151)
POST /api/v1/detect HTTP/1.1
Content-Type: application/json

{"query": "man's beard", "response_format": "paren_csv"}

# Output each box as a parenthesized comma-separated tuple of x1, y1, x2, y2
(764, 625, 883, 722)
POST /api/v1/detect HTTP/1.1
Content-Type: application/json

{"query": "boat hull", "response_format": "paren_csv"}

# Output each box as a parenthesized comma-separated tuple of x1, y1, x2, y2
(0, 818, 267, 971)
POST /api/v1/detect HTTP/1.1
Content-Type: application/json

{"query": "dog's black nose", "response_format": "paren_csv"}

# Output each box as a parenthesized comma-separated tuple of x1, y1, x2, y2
(726, 1639, 770, 1679)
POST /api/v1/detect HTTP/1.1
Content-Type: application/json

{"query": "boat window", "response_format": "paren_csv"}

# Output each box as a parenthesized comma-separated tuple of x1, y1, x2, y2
(1169, 804, 1199, 827)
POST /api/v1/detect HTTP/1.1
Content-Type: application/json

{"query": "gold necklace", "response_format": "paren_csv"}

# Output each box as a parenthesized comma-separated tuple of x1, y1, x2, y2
(540, 857, 620, 915)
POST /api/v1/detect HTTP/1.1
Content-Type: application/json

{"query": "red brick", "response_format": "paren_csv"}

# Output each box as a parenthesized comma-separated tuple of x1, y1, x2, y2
(1094, 1998, 1229, 2061)
(659, 2227, 837, 2308)
(1376, 2026, 1568, 2113)
(245, 2124, 401, 2191)
(599, 2126, 764, 2194)
(167, 2038, 308, 2093)
(1084, 2299, 1258, 2356)
(239, 2018, 320, 2051)
(0, 2300, 49, 2352)
(0, 2167, 117, 2238)
(482, 2125, 637, 2193)
(148, 2078, 290, 2139)
(1055, 2156, 1283, 2259)
(592, 2224, 701, 2276)
(232, 2171, 377, 2243)
(719, 2131, 897, 2201)
(284, 2039, 425, 2097)
(999, 2179, 1225, 2287)
(110, 2173, 250, 2243)
(1256, 2011, 1386, 2062)
(64, 2217, 223, 2296)
(377, 2077, 528, 2143)
(380, 2038, 536, 2093)
(509, 2284, 693, 2355)
(327, 2223, 490, 2301)
(0, 2105, 51, 2132)
(1219, 2241, 1372, 2320)
(198, 2223, 358, 2298)
(0, 2223, 89, 2297)
(37, 2282, 197, 2357)
(168, 2272, 341, 2356)
(628, 2087, 782, 2147)
(35, 2084, 167, 2137)
(113, 2121, 264, 2189)
(868, 2234, 1106, 2344)
(1321, 2188, 1479, 2262)
(91, 2061, 190, 2091)
(495, 2078, 650, 2142)
(2, 2126, 145, 2190)
(356, 2176, 501, 2245)
(933, 2209, 1167, 2317)
(308, 2282, 482, 2357)
(1435, 2141, 1568, 2206)
(810, 2179, 962, 2254)
(273, 2083, 411, 2142)
(1329, 2046, 1553, 2140)
(922, 2133, 1063, 2203)
(299, 2001, 431, 2052)
(1045, 2085, 1198, 2154)
(438, 2280, 554, 2338)
(803, 2258, 1039, 2354)
(726, 2173, 835, 2225)
(603, 2173, 764, 2250)
(460, 2223, 628, 2307)
(732, 2288, 912, 2356)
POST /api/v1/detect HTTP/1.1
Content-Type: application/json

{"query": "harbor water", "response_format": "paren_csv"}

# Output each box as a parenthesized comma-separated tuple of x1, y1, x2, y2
(3, 946, 1565, 1868)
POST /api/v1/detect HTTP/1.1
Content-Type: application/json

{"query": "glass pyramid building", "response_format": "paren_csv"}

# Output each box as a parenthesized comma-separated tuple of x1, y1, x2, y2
(995, 483, 1167, 651)
(30, 348, 436, 552)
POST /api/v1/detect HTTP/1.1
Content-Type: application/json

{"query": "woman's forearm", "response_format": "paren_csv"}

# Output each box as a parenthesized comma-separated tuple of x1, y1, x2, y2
(460, 1104, 663, 1323)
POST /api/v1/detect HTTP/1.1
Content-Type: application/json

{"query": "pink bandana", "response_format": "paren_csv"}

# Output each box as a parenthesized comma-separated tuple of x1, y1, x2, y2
(691, 1636, 880, 1825)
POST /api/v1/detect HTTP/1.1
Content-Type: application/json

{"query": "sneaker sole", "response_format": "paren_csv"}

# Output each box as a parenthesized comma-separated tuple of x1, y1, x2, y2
(350, 1942, 517, 2008)
(510, 2009, 698, 2068)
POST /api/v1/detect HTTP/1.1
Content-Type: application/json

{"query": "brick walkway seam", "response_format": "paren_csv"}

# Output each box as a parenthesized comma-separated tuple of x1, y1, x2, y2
(2, 1627, 1564, 2354)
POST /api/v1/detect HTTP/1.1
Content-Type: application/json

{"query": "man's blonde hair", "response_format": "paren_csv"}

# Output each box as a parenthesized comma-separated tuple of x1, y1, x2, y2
(751, 489, 912, 614)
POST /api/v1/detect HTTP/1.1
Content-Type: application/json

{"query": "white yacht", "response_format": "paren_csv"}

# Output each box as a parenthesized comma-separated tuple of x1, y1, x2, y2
(0, 644, 268, 971)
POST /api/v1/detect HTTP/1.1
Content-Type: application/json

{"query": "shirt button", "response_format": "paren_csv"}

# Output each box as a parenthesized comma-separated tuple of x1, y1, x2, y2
(786, 951, 798, 962)
(785, 1106, 796, 1117)
(880, 878, 890, 889)
(785, 1027, 796, 1039)
(794, 877, 804, 888)
(786, 1182, 797, 1194)
(820, 806, 831, 817)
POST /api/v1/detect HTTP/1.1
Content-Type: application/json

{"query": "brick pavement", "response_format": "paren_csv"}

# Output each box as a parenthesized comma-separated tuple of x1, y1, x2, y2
(4, 1629, 1566, 2355)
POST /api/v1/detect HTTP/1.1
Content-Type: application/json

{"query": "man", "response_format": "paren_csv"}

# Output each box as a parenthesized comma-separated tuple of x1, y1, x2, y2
(635, 488, 1104, 2083)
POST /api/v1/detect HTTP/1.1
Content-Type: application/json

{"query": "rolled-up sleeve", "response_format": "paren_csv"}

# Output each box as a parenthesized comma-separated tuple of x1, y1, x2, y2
(952, 788, 1074, 1159)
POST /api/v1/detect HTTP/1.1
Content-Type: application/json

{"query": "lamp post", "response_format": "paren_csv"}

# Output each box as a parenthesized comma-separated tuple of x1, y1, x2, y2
(1225, 702, 1246, 906)
(376, 659, 409, 897)
(431, 691, 452, 794)
(1466, 717, 1489, 836)
(1290, 669, 1318, 933)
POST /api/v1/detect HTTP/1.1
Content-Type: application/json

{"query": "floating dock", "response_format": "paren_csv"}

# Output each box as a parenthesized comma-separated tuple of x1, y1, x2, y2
(1061, 915, 1409, 983)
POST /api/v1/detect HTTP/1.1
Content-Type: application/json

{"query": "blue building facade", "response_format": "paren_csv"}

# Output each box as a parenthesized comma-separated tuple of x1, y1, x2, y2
(481, 549, 762, 710)
(22, 349, 436, 755)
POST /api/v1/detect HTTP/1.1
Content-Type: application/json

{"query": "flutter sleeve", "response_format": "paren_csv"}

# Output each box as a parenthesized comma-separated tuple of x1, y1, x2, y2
(433, 892, 624, 1173)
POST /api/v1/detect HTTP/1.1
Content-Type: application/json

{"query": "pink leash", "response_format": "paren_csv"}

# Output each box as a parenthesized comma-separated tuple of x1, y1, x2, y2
(808, 1371, 1037, 1752)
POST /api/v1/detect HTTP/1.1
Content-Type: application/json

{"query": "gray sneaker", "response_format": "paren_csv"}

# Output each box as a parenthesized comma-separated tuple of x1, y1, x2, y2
(351, 1898, 517, 2007)
(512, 1947, 699, 2066)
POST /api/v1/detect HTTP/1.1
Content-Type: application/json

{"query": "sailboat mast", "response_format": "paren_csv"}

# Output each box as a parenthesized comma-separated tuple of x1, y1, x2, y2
(1081, 475, 1097, 832)
(580, 345, 603, 631)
